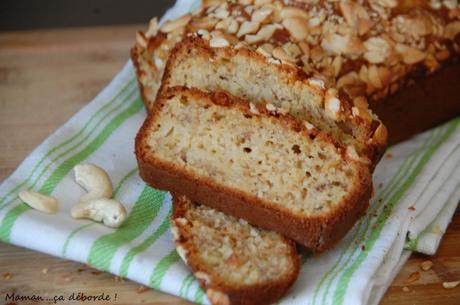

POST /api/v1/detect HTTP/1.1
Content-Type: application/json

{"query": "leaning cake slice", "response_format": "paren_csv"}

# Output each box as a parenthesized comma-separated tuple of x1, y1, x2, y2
(136, 86, 372, 251)
(158, 37, 387, 165)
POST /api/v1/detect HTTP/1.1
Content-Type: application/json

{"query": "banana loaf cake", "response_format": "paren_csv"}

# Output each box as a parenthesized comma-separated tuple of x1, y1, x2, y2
(171, 194, 300, 305)
(136, 86, 372, 251)
(132, 0, 460, 144)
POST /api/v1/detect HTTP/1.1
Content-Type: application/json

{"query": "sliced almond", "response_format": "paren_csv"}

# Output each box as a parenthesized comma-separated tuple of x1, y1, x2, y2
(228, 19, 239, 34)
(252, 7, 273, 23)
(282, 42, 302, 58)
(368, 65, 382, 89)
(340, 2, 368, 27)
(363, 37, 392, 64)
(379, 0, 398, 8)
(372, 124, 388, 145)
(209, 37, 230, 48)
(331, 56, 343, 77)
(189, 17, 219, 31)
(136, 31, 148, 48)
(282, 17, 309, 41)
(272, 47, 296, 63)
(237, 21, 260, 37)
(445, 21, 460, 40)
(321, 33, 364, 56)
(160, 14, 192, 33)
(337, 71, 359, 89)
(395, 44, 426, 65)
(256, 43, 274, 57)
(213, 7, 230, 19)
(280, 7, 309, 20)
(145, 17, 159, 38)
(443, 0, 458, 10)
(245, 24, 277, 44)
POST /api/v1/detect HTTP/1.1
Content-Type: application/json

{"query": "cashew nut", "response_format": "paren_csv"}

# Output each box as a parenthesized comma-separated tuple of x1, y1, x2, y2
(74, 164, 112, 202)
(70, 198, 127, 228)
(18, 190, 58, 214)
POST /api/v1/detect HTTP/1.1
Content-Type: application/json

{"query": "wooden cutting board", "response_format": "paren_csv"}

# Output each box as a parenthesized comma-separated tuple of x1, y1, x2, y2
(0, 25, 459, 305)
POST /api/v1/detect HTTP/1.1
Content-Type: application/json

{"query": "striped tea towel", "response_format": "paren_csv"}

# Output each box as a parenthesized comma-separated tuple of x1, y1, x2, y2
(1, 1, 459, 304)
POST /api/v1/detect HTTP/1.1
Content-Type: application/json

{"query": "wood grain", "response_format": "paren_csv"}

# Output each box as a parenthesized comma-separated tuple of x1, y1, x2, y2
(0, 25, 459, 305)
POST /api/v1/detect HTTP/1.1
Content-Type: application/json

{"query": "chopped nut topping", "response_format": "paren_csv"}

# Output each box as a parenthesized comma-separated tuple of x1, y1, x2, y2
(138, 0, 460, 104)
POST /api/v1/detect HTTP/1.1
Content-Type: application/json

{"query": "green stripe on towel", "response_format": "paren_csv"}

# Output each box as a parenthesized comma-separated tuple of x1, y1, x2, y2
(87, 186, 165, 271)
(119, 207, 172, 277)
(0, 97, 143, 242)
(333, 118, 460, 305)
(149, 249, 180, 289)
(313, 126, 442, 305)
(0, 78, 136, 211)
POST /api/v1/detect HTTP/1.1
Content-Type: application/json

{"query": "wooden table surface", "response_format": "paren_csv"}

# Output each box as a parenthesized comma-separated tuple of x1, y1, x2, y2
(0, 25, 459, 305)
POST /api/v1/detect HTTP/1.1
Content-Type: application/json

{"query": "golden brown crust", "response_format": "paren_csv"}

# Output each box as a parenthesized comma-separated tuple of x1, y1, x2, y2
(171, 194, 300, 305)
(135, 87, 373, 252)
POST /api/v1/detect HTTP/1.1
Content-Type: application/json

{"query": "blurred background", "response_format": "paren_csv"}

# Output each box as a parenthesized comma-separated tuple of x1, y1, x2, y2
(0, 0, 176, 31)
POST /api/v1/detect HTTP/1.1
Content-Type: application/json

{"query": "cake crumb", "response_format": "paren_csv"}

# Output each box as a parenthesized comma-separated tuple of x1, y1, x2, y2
(402, 286, 410, 292)
(114, 276, 125, 283)
(442, 281, 459, 289)
(136, 286, 148, 294)
(405, 271, 421, 284)
(41, 267, 49, 274)
(2, 272, 13, 280)
(408, 206, 416, 211)
(420, 260, 433, 271)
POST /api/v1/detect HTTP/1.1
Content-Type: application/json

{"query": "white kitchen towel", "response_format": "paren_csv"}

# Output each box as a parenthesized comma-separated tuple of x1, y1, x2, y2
(0, 1, 459, 305)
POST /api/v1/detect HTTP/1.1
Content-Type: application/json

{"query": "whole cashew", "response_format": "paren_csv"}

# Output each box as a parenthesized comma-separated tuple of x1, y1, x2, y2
(70, 198, 127, 228)
(74, 164, 113, 202)
(19, 190, 58, 214)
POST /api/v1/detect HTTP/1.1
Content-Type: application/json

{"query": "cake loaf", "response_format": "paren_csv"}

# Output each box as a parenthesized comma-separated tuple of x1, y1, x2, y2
(171, 194, 300, 305)
(132, 0, 460, 144)
(136, 86, 372, 251)
(159, 36, 387, 165)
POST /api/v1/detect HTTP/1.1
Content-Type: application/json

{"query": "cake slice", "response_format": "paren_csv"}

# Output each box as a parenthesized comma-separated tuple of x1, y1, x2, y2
(159, 36, 387, 165)
(136, 86, 372, 251)
(171, 194, 300, 305)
